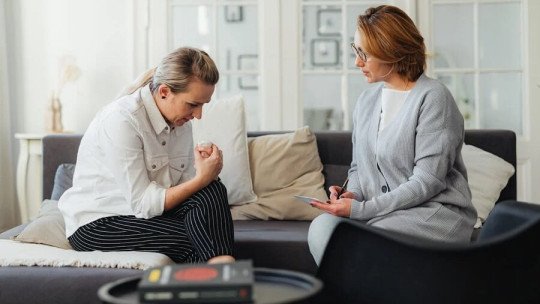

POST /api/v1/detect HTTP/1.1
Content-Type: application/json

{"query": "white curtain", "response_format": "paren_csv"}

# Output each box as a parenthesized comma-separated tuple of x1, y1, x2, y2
(0, 0, 18, 231)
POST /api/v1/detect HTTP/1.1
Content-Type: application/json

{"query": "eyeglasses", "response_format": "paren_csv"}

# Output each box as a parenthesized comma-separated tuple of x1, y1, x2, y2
(350, 42, 367, 62)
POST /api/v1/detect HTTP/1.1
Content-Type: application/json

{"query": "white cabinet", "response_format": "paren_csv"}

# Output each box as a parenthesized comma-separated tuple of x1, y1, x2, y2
(15, 133, 44, 223)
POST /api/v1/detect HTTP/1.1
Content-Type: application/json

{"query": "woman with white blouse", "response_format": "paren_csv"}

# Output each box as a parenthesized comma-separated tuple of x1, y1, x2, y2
(59, 47, 235, 264)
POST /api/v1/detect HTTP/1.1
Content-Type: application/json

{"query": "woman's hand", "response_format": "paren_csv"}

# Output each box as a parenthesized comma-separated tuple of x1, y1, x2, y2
(310, 197, 353, 218)
(164, 145, 222, 210)
(194, 144, 223, 186)
(328, 185, 356, 200)
(197, 141, 213, 158)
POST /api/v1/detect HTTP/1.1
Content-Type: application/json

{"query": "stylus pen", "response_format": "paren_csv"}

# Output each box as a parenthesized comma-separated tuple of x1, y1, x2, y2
(337, 177, 349, 198)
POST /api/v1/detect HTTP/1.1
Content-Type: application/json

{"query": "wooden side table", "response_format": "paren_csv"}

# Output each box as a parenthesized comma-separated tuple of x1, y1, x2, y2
(15, 133, 45, 223)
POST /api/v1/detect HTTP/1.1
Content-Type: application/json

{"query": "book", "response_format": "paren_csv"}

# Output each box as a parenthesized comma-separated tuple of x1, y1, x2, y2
(138, 260, 254, 303)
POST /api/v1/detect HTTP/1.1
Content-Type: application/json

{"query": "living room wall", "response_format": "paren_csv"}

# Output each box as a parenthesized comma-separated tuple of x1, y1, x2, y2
(6, 0, 137, 135)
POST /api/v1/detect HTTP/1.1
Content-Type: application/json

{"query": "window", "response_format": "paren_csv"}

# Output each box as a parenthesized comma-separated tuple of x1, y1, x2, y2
(300, 0, 388, 131)
(426, 0, 524, 134)
(161, 0, 261, 130)
(146, 0, 411, 131)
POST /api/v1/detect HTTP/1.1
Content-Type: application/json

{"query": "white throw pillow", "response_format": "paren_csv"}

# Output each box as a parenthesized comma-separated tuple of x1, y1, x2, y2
(191, 94, 257, 205)
(462, 144, 515, 228)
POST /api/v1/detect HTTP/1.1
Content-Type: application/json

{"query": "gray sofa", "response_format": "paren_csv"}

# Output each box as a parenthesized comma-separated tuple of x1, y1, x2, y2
(0, 130, 516, 304)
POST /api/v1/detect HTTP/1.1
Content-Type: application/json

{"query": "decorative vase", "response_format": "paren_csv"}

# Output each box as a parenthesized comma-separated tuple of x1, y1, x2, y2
(46, 91, 64, 133)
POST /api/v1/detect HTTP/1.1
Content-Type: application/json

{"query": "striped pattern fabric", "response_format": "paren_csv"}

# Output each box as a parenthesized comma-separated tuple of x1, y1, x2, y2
(69, 180, 234, 263)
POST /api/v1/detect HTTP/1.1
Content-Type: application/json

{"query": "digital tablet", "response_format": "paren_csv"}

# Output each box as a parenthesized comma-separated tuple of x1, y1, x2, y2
(293, 195, 328, 204)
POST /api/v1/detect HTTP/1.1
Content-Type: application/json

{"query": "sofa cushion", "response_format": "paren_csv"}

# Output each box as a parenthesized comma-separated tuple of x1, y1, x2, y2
(0, 267, 142, 304)
(231, 127, 327, 220)
(13, 200, 72, 249)
(191, 94, 257, 206)
(233, 220, 316, 274)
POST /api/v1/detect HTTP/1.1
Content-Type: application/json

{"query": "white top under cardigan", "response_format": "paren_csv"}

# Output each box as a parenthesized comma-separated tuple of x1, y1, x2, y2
(347, 74, 477, 243)
(379, 88, 410, 132)
(58, 85, 196, 237)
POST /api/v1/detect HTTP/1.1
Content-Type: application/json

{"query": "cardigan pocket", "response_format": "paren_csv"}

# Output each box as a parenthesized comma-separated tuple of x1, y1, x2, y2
(426, 203, 462, 225)
(410, 202, 443, 222)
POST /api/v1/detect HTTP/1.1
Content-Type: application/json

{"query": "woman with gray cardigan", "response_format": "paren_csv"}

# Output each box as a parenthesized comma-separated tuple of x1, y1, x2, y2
(308, 5, 477, 265)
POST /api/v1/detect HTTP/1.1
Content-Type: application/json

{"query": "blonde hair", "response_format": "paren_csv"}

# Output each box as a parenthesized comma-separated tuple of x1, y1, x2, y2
(357, 5, 426, 82)
(120, 47, 219, 97)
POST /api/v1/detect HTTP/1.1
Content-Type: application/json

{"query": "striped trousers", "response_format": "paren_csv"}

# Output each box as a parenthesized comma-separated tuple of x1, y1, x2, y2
(68, 180, 234, 263)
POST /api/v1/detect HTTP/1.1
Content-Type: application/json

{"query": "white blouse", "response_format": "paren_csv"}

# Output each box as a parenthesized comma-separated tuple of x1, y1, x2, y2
(58, 85, 195, 237)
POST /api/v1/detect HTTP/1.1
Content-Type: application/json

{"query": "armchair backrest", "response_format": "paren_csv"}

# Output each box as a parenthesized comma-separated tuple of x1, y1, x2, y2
(478, 200, 540, 241)
(316, 207, 540, 303)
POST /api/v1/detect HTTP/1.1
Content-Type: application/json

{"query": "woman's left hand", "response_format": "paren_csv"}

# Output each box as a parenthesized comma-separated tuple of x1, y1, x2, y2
(310, 197, 352, 217)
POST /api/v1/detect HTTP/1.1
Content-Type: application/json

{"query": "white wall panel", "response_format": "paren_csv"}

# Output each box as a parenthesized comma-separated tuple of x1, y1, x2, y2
(8, 0, 135, 134)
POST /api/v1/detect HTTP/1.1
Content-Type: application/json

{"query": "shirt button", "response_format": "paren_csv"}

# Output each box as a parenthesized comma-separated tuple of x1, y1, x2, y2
(151, 164, 156, 169)
(165, 126, 168, 130)
(181, 164, 185, 168)
(382, 185, 388, 193)
(161, 141, 166, 146)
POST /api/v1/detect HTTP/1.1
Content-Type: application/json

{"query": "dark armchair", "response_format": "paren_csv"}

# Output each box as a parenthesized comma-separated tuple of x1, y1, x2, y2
(315, 200, 540, 304)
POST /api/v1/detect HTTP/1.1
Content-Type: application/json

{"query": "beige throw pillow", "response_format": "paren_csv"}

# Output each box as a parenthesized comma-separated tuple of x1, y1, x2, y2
(192, 94, 258, 206)
(231, 127, 327, 220)
(13, 199, 72, 249)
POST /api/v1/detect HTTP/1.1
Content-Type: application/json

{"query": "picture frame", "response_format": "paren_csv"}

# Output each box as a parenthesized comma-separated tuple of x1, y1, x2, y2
(237, 54, 258, 90)
(317, 8, 341, 36)
(311, 38, 340, 67)
(225, 5, 244, 23)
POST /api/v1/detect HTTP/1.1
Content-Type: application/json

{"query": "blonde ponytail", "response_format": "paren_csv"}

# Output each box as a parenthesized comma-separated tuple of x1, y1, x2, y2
(116, 67, 156, 98)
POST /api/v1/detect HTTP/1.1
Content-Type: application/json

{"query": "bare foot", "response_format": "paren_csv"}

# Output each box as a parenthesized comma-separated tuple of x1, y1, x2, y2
(207, 255, 235, 264)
